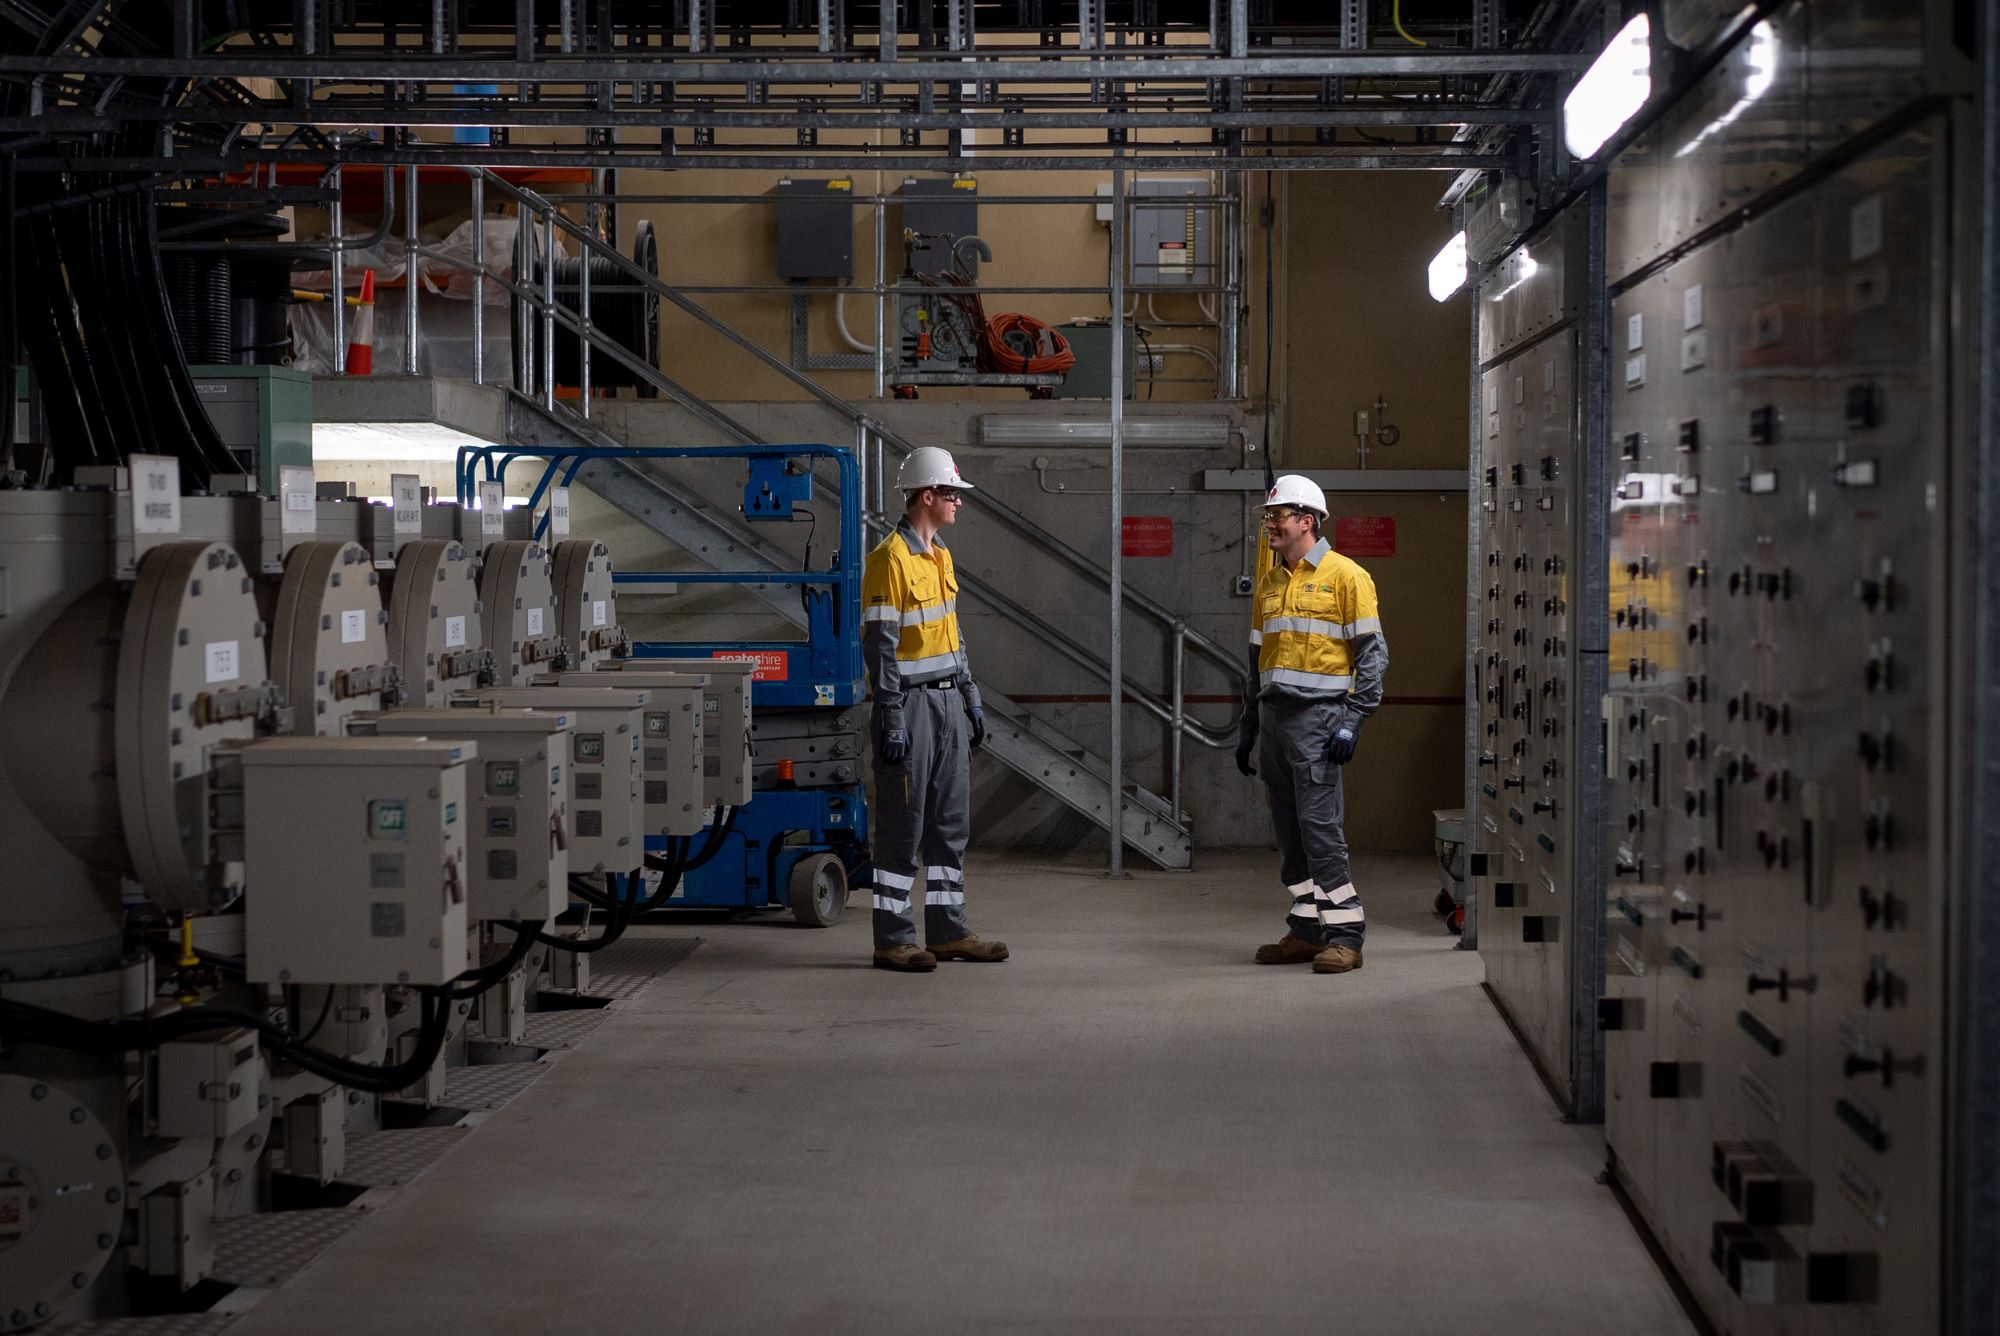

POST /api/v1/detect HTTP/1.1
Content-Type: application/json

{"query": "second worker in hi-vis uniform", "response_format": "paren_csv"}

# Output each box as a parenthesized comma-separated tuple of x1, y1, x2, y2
(1236, 474, 1389, 975)
(860, 446, 1010, 973)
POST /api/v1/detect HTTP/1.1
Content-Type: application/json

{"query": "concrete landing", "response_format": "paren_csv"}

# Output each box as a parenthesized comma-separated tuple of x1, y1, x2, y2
(227, 853, 1695, 1336)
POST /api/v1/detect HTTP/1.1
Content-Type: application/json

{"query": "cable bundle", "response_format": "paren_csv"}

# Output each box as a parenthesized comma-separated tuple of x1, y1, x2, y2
(980, 312, 1076, 376)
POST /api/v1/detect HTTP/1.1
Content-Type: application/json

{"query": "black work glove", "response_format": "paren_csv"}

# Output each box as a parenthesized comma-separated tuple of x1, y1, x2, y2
(1325, 709, 1362, 766)
(967, 706, 987, 750)
(876, 707, 908, 766)
(878, 728, 908, 766)
(1235, 709, 1259, 778)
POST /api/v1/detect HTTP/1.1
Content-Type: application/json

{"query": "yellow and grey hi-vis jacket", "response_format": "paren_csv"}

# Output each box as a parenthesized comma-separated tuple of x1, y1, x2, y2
(1250, 537, 1388, 717)
(862, 517, 981, 725)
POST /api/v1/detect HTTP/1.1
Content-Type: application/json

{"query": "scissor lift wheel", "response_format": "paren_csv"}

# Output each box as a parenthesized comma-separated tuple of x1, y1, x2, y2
(789, 852, 849, 927)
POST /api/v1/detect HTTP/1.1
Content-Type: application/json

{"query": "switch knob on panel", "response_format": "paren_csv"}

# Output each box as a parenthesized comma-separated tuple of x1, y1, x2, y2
(1746, 968, 1815, 1002)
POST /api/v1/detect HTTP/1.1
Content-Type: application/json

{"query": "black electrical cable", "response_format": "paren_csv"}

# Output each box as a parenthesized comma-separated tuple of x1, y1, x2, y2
(1, 990, 453, 1096)
(448, 923, 546, 999)
(508, 872, 644, 954)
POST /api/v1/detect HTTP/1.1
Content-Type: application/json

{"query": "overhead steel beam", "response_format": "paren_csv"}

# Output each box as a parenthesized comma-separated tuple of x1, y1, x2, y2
(0, 53, 1593, 82)
(13, 149, 1518, 173)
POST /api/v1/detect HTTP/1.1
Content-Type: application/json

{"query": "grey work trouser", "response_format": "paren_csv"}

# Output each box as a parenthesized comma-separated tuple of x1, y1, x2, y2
(1258, 695, 1365, 949)
(871, 685, 974, 950)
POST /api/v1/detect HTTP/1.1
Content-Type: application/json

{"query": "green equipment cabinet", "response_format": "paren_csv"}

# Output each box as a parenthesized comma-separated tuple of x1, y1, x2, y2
(187, 364, 314, 493)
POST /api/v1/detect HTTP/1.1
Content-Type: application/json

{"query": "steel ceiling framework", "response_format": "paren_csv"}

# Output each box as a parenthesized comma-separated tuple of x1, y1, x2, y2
(0, 1, 1587, 177)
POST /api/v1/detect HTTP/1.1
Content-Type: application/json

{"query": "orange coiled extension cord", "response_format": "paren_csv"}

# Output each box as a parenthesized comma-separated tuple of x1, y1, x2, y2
(980, 312, 1077, 376)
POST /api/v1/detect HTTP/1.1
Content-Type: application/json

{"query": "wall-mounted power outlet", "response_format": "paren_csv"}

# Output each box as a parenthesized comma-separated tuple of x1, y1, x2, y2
(1232, 574, 1256, 597)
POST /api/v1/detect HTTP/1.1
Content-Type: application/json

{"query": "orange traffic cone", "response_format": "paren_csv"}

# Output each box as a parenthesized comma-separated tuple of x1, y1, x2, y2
(344, 269, 376, 374)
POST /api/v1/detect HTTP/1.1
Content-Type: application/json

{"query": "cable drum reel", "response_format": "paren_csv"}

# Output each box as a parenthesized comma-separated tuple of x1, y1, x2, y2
(511, 215, 661, 397)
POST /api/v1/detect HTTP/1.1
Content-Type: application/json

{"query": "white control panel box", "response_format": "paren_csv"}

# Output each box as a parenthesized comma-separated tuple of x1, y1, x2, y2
(452, 687, 646, 876)
(151, 1029, 262, 1142)
(241, 737, 473, 986)
(543, 670, 707, 836)
(350, 706, 570, 923)
(594, 658, 755, 807)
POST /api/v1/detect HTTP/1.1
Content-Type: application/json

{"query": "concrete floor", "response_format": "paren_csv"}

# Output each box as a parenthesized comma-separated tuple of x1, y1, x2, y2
(229, 853, 1696, 1336)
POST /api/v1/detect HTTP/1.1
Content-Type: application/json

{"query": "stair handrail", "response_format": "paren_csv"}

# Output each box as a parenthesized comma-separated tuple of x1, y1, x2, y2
(459, 166, 1250, 714)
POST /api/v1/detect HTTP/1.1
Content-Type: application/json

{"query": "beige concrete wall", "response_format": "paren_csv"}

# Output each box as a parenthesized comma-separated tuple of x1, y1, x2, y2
(1278, 171, 1470, 852)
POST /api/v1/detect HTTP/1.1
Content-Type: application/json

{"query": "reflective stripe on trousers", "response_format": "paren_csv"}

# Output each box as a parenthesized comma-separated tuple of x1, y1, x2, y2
(870, 688, 974, 949)
(1258, 695, 1365, 948)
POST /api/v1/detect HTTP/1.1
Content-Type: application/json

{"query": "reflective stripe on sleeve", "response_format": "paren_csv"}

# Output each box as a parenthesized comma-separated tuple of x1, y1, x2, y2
(1345, 616, 1383, 637)
(863, 605, 901, 624)
(1248, 628, 1264, 645)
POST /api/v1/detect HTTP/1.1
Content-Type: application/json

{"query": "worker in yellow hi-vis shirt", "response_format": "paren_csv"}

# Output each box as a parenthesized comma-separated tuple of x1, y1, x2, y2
(1236, 475, 1389, 975)
(860, 446, 1010, 974)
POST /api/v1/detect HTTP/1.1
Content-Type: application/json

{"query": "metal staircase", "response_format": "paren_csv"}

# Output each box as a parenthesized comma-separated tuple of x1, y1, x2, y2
(507, 392, 1196, 869)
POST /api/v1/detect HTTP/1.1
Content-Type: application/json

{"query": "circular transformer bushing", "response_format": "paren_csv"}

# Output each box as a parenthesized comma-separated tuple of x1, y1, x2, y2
(0, 1075, 124, 1333)
(479, 540, 563, 686)
(552, 539, 628, 670)
(386, 540, 488, 708)
(114, 541, 268, 912)
(269, 540, 394, 735)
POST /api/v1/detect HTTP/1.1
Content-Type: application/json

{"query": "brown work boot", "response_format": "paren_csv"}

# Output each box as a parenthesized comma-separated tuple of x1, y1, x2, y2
(1312, 944, 1364, 974)
(873, 944, 938, 972)
(1254, 935, 1321, 965)
(930, 935, 1009, 962)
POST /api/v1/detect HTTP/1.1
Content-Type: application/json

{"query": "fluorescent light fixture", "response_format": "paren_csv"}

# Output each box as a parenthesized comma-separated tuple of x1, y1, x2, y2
(312, 420, 495, 463)
(1427, 230, 1468, 303)
(976, 416, 1234, 447)
(1563, 13, 1652, 160)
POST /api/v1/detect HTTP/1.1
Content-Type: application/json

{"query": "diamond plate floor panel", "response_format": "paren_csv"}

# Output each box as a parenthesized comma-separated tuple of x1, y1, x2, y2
(586, 935, 700, 1001)
(442, 1060, 549, 1110)
(49, 1316, 239, 1335)
(522, 1007, 612, 1049)
(211, 1209, 365, 1288)
(336, 1127, 470, 1188)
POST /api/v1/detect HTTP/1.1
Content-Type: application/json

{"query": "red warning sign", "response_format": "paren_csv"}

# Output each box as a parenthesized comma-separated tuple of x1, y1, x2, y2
(1122, 515, 1174, 557)
(712, 650, 790, 681)
(1335, 516, 1396, 558)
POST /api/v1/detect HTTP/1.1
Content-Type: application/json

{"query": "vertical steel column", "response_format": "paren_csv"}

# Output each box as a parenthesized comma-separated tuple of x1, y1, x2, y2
(1221, 172, 1240, 399)
(578, 224, 592, 417)
(1567, 184, 1612, 1121)
(874, 195, 888, 398)
(1107, 164, 1128, 880)
(855, 420, 870, 524)
(541, 210, 557, 411)
(471, 172, 485, 385)
(1953, 4, 2000, 1325)
(1458, 214, 1480, 951)
(330, 164, 346, 373)
(404, 164, 419, 374)
(1227, 0, 1247, 115)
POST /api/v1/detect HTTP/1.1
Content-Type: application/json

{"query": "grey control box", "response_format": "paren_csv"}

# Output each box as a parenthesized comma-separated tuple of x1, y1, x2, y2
(775, 178, 855, 281)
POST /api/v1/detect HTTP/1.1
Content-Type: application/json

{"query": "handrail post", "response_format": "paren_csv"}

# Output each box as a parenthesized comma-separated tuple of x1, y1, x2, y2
(855, 419, 870, 524)
(471, 171, 485, 385)
(404, 164, 420, 375)
(1171, 621, 1186, 827)
(1106, 162, 1127, 880)
(330, 165, 346, 372)
(541, 208, 557, 412)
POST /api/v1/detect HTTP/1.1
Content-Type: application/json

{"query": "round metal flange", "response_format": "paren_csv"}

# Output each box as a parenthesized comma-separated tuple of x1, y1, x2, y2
(114, 541, 267, 912)
(386, 540, 487, 707)
(479, 540, 561, 686)
(551, 539, 627, 670)
(270, 540, 394, 735)
(0, 1075, 123, 1333)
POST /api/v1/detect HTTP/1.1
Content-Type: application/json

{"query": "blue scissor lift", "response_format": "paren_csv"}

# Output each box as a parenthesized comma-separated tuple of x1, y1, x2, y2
(459, 442, 870, 925)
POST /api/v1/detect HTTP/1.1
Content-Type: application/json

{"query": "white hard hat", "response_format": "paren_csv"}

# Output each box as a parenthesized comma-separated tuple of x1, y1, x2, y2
(899, 445, 975, 493)
(1264, 474, 1326, 517)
